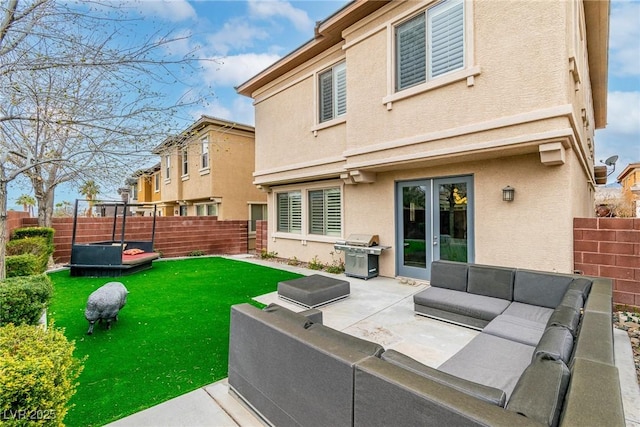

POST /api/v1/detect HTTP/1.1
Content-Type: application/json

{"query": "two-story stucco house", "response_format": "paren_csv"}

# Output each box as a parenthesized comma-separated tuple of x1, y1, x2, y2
(238, 0, 609, 280)
(150, 115, 267, 226)
(128, 163, 161, 216)
(617, 162, 640, 217)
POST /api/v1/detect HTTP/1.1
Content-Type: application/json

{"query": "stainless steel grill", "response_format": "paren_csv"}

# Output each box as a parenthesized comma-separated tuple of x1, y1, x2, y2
(334, 234, 390, 279)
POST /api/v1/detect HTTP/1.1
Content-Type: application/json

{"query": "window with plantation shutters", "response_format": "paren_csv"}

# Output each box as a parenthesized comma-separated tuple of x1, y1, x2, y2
(429, 0, 464, 78)
(318, 62, 346, 123)
(395, 0, 464, 91)
(309, 188, 341, 236)
(396, 14, 426, 90)
(277, 191, 301, 233)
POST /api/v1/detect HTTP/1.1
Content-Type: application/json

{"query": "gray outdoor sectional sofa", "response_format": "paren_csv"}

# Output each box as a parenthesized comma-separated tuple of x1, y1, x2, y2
(227, 261, 624, 427)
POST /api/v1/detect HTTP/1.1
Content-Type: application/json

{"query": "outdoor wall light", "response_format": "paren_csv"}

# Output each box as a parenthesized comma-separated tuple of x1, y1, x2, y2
(502, 186, 515, 202)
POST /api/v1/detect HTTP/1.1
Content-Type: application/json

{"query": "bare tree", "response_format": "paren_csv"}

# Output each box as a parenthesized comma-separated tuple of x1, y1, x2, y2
(0, 0, 215, 278)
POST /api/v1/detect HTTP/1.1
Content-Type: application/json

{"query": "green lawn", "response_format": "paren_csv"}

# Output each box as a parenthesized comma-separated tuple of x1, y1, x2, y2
(47, 257, 301, 427)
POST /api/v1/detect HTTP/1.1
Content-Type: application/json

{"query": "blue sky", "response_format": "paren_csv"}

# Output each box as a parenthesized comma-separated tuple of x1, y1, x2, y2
(7, 0, 640, 210)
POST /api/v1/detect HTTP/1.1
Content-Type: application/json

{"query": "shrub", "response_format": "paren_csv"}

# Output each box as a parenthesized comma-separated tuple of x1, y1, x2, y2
(308, 255, 324, 271)
(188, 250, 206, 257)
(7, 237, 52, 274)
(0, 275, 54, 326)
(5, 254, 41, 278)
(259, 249, 278, 260)
(12, 227, 55, 246)
(325, 251, 345, 274)
(0, 323, 83, 426)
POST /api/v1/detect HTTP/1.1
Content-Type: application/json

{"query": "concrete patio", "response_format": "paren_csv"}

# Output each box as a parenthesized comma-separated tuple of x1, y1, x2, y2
(108, 255, 640, 427)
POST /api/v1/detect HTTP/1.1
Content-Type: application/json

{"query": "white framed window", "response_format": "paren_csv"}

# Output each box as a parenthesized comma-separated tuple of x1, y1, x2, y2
(201, 136, 209, 169)
(308, 188, 341, 236)
(318, 61, 346, 123)
(181, 147, 188, 176)
(277, 191, 302, 233)
(154, 173, 160, 192)
(395, 0, 464, 91)
(196, 203, 218, 216)
(164, 154, 171, 179)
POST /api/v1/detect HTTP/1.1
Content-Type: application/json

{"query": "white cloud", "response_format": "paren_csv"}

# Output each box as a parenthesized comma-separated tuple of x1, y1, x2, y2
(189, 97, 255, 127)
(595, 91, 640, 170)
(609, 0, 640, 77)
(134, 0, 197, 22)
(201, 52, 281, 87)
(207, 19, 270, 55)
(248, 0, 314, 32)
(606, 91, 640, 136)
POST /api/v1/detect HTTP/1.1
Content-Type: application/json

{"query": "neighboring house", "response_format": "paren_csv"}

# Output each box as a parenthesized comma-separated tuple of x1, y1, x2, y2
(617, 162, 640, 217)
(150, 115, 267, 233)
(128, 163, 161, 216)
(237, 0, 609, 279)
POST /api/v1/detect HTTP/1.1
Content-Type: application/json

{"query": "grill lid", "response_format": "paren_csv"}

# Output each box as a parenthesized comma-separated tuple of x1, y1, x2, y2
(344, 234, 379, 247)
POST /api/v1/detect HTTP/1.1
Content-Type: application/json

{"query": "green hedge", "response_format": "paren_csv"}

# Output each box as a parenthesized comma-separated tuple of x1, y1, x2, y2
(0, 275, 53, 326)
(0, 323, 83, 426)
(11, 227, 55, 246)
(6, 254, 41, 278)
(7, 236, 52, 275)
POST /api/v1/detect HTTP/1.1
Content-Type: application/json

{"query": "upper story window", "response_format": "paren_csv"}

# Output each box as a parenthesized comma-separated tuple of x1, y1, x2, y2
(164, 154, 171, 179)
(308, 188, 341, 236)
(318, 61, 346, 123)
(201, 136, 209, 169)
(396, 0, 464, 91)
(181, 147, 188, 176)
(277, 191, 302, 233)
(154, 173, 160, 192)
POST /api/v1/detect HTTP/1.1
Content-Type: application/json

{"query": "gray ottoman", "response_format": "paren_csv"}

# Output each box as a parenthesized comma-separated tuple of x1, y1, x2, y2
(278, 274, 350, 308)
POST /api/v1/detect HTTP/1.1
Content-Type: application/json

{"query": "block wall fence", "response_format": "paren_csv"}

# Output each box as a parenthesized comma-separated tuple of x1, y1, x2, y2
(574, 218, 640, 309)
(6, 213, 638, 308)
(7, 212, 249, 263)
(256, 220, 268, 254)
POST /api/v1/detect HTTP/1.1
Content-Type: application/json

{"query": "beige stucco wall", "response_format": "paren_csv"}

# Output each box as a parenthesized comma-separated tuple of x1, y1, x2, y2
(254, 0, 601, 278)
(211, 131, 266, 220)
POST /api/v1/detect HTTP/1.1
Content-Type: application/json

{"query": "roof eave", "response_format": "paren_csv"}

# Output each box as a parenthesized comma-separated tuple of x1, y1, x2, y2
(584, 0, 610, 130)
(236, 0, 390, 97)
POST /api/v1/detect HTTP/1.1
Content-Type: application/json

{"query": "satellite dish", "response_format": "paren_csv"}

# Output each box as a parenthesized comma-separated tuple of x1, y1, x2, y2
(602, 155, 618, 166)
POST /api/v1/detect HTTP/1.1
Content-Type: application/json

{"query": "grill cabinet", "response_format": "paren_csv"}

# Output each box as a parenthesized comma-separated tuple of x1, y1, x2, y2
(334, 234, 390, 280)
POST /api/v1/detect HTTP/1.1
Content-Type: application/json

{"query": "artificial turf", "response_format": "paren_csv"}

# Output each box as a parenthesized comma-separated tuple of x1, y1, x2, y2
(47, 257, 301, 427)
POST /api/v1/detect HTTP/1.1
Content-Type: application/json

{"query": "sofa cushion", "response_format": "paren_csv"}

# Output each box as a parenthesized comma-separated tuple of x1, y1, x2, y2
(438, 333, 535, 400)
(568, 277, 592, 300)
(483, 315, 545, 346)
(414, 287, 510, 322)
(513, 270, 574, 309)
(533, 326, 574, 365)
(502, 302, 554, 325)
(467, 265, 515, 300)
(546, 305, 580, 337)
(558, 289, 584, 311)
(381, 349, 507, 407)
(430, 260, 469, 291)
(506, 355, 570, 427)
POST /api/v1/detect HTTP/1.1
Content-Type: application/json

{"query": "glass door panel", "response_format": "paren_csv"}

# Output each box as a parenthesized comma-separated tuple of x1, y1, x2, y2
(397, 182, 430, 279)
(436, 181, 468, 262)
(403, 185, 427, 268)
(434, 176, 473, 264)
